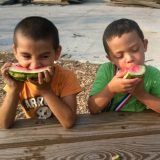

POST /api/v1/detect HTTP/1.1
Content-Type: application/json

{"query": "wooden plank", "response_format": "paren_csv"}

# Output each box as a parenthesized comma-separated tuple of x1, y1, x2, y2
(0, 112, 160, 148)
(32, 0, 69, 5)
(0, 134, 160, 159)
(110, 0, 160, 8)
(10, 111, 160, 127)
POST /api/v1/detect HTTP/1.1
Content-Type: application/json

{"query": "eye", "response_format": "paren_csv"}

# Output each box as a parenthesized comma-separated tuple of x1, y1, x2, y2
(131, 46, 139, 52)
(22, 55, 31, 59)
(41, 55, 49, 59)
(115, 54, 123, 59)
(40, 52, 51, 59)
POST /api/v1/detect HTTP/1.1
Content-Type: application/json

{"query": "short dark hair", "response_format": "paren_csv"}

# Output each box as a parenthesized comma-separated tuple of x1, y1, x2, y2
(103, 18, 144, 55)
(13, 16, 59, 50)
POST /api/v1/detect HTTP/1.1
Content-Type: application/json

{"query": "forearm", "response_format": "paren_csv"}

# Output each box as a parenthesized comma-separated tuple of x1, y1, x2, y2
(0, 90, 19, 128)
(42, 90, 76, 128)
(88, 85, 114, 114)
(135, 91, 160, 113)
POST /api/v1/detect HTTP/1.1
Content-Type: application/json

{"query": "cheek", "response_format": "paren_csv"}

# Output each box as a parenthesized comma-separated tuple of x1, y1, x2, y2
(17, 57, 29, 68)
(118, 63, 126, 69)
(41, 59, 53, 66)
(18, 62, 29, 68)
(140, 54, 145, 64)
(136, 52, 145, 63)
(112, 59, 125, 68)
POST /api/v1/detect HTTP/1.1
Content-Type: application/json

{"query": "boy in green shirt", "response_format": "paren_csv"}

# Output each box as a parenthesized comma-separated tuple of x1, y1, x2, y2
(88, 18, 160, 114)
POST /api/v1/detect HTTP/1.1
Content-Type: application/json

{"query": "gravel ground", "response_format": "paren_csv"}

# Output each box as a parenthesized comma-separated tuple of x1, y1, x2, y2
(0, 52, 100, 118)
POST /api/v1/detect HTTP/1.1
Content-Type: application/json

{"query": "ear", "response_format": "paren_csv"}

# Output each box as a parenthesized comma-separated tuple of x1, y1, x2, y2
(54, 45, 62, 61)
(143, 39, 148, 52)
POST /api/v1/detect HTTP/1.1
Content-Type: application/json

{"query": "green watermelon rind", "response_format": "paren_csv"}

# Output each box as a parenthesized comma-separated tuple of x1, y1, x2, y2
(8, 71, 38, 81)
(123, 65, 146, 79)
(8, 66, 50, 81)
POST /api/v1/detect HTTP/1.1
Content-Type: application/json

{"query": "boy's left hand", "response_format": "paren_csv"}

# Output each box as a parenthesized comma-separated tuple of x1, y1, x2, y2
(28, 67, 53, 92)
(131, 78, 145, 98)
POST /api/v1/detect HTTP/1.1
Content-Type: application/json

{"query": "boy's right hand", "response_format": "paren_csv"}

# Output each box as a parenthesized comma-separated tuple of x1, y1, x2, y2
(1, 63, 23, 92)
(108, 70, 141, 94)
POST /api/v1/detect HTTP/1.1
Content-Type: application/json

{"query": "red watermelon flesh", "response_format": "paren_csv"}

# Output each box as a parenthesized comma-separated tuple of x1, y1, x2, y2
(119, 65, 145, 79)
(8, 63, 50, 81)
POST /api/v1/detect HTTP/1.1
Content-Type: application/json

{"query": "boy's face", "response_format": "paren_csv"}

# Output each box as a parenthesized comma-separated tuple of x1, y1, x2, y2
(106, 31, 148, 69)
(13, 33, 61, 69)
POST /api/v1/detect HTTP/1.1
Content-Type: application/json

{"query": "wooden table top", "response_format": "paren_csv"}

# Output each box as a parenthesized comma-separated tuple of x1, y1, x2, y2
(0, 111, 160, 159)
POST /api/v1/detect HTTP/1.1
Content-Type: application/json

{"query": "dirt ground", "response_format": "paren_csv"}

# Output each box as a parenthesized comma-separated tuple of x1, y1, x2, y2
(0, 52, 100, 118)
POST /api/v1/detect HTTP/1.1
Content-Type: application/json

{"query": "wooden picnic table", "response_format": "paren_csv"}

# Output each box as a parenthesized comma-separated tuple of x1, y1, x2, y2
(0, 111, 160, 159)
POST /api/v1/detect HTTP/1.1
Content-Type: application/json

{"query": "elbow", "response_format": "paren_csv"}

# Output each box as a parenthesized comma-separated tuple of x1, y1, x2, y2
(87, 98, 100, 115)
(62, 121, 75, 129)
(151, 108, 160, 113)
(88, 107, 99, 115)
(0, 122, 12, 129)
(62, 115, 76, 129)
(63, 123, 74, 129)
(0, 117, 13, 129)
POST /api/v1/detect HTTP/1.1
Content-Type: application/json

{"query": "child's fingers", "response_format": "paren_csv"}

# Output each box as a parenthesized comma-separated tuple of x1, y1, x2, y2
(121, 78, 142, 92)
(122, 84, 137, 93)
(1, 63, 13, 78)
(43, 70, 51, 83)
(38, 72, 49, 84)
(27, 78, 37, 84)
(48, 66, 54, 76)
(123, 78, 141, 85)
(1, 67, 10, 78)
(38, 72, 44, 85)
(2, 62, 12, 68)
(37, 67, 53, 84)
(28, 67, 53, 85)
(1, 62, 12, 71)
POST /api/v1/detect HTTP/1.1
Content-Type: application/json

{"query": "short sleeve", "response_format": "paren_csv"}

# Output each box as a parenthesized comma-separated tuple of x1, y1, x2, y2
(89, 62, 114, 96)
(60, 70, 82, 97)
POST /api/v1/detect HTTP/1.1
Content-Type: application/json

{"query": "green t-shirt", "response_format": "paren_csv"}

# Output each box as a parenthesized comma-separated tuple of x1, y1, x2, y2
(89, 62, 160, 112)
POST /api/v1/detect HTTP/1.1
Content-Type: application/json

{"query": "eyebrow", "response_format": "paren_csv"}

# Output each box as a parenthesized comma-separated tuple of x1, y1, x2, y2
(113, 51, 123, 55)
(20, 52, 30, 55)
(128, 41, 140, 48)
(114, 42, 139, 53)
(20, 51, 51, 56)
(131, 42, 138, 46)
(39, 52, 51, 56)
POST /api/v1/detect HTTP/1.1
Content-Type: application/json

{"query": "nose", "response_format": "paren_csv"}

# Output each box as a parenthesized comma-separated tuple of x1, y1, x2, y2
(29, 60, 41, 69)
(126, 53, 134, 64)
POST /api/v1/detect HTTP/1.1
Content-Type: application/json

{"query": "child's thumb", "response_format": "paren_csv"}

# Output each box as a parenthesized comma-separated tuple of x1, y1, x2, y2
(116, 70, 127, 78)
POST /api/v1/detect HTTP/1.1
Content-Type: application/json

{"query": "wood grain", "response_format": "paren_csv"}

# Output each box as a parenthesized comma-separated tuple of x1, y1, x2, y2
(0, 112, 160, 159)
(0, 134, 160, 159)
(110, 0, 160, 8)
(32, 0, 69, 5)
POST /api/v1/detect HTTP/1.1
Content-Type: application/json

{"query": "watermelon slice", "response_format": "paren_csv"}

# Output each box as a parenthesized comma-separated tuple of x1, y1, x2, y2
(8, 63, 50, 81)
(119, 65, 145, 79)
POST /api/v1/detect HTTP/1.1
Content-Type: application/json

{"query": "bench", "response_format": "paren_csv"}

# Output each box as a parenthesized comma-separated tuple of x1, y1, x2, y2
(0, 111, 160, 159)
